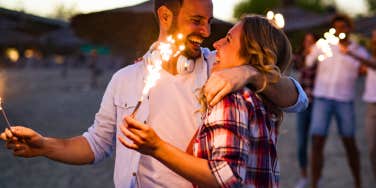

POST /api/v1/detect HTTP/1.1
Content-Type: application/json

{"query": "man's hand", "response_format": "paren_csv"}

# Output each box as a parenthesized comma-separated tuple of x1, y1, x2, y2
(204, 65, 258, 106)
(339, 43, 350, 54)
(1, 126, 45, 157)
(118, 116, 163, 156)
(205, 65, 303, 109)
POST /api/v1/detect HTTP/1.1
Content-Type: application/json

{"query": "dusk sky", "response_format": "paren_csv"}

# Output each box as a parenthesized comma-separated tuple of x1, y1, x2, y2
(0, 0, 369, 21)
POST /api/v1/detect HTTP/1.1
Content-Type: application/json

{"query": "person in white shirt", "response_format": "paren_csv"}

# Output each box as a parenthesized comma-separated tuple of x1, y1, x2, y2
(363, 30, 376, 181)
(339, 29, 376, 181)
(306, 14, 369, 188)
(0, 1, 308, 187)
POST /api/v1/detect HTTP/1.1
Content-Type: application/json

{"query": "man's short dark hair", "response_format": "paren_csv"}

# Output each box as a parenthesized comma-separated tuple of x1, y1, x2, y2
(331, 14, 353, 29)
(154, 0, 183, 17)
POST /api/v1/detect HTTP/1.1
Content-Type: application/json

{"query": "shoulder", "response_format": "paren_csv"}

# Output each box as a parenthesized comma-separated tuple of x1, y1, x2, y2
(350, 41, 369, 55)
(201, 48, 216, 67)
(111, 61, 144, 82)
(105, 61, 145, 97)
(204, 88, 255, 127)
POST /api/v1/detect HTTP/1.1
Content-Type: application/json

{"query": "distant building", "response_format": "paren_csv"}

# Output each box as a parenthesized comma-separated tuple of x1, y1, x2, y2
(71, 0, 233, 65)
(0, 7, 86, 67)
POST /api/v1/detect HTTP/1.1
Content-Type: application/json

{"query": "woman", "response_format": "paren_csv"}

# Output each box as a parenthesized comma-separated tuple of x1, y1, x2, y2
(119, 15, 292, 187)
(293, 33, 318, 188)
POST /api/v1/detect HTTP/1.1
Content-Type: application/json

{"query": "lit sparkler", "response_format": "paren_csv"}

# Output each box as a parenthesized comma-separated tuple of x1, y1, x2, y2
(266, 11, 285, 29)
(131, 34, 185, 117)
(0, 97, 12, 131)
(316, 28, 346, 61)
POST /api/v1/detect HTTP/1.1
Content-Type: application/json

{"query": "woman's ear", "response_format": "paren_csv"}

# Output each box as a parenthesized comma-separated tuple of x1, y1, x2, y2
(157, 5, 174, 32)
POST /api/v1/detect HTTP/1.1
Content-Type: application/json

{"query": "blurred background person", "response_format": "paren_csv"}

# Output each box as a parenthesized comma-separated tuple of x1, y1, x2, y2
(293, 32, 318, 188)
(88, 50, 102, 89)
(305, 14, 370, 188)
(364, 30, 376, 181)
(339, 29, 376, 182)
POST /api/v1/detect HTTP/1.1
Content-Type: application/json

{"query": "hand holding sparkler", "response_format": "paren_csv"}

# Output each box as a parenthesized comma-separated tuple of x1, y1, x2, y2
(0, 125, 46, 158)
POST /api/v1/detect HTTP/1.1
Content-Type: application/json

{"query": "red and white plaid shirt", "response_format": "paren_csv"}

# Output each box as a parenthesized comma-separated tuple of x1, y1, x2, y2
(193, 87, 280, 188)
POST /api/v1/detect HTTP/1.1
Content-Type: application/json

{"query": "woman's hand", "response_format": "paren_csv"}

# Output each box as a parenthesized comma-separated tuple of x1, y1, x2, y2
(118, 116, 163, 156)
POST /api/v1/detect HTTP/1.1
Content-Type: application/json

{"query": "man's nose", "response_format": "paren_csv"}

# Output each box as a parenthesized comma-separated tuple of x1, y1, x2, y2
(199, 24, 211, 38)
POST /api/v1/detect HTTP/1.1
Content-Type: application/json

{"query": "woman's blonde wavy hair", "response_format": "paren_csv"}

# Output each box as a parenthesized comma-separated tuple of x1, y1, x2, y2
(239, 15, 292, 124)
(198, 15, 292, 124)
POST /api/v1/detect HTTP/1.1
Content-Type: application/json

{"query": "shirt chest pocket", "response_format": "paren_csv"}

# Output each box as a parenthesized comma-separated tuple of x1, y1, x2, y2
(114, 96, 137, 127)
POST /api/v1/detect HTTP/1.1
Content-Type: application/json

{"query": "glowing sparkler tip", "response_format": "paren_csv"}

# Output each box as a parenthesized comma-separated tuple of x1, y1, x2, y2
(329, 28, 336, 35)
(318, 55, 325, 62)
(274, 13, 285, 29)
(339, 33, 346, 40)
(177, 33, 184, 40)
(266, 11, 274, 20)
(179, 45, 185, 51)
(167, 35, 173, 41)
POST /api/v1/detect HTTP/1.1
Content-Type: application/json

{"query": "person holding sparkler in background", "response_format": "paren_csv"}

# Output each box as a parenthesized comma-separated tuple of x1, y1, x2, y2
(1, 1, 308, 187)
(119, 14, 291, 187)
(339, 29, 376, 181)
(305, 14, 369, 188)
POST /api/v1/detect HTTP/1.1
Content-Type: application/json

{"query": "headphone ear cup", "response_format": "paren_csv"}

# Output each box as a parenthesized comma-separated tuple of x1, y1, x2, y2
(144, 52, 152, 66)
(176, 55, 195, 74)
(145, 50, 162, 66)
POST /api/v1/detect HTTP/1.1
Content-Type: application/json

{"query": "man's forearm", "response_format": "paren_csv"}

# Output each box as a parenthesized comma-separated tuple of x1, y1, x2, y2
(43, 136, 94, 165)
(348, 52, 376, 69)
(252, 76, 298, 108)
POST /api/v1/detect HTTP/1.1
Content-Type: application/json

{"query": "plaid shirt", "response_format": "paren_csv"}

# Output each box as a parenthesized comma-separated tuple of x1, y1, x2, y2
(193, 88, 280, 188)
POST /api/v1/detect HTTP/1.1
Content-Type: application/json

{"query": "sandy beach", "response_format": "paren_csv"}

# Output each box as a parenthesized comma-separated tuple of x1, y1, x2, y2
(0, 68, 374, 188)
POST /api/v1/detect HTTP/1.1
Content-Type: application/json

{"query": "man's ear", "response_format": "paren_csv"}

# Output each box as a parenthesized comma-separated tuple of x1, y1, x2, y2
(157, 5, 174, 31)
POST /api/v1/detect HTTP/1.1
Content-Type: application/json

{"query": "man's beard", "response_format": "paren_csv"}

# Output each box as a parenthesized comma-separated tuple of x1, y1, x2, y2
(167, 20, 204, 60)
(181, 33, 204, 59)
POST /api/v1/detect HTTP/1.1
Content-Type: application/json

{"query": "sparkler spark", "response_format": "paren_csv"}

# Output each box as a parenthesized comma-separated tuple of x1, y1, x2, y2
(266, 11, 274, 20)
(316, 28, 346, 62)
(131, 34, 185, 117)
(266, 11, 285, 29)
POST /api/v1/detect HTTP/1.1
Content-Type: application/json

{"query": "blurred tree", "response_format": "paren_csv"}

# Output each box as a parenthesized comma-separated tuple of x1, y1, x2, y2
(233, 0, 281, 19)
(281, 0, 296, 6)
(367, 0, 376, 13)
(233, 0, 334, 19)
(295, 0, 329, 12)
(50, 3, 79, 21)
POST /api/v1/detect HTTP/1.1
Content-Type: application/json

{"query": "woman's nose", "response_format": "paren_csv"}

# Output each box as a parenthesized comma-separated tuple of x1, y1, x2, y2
(213, 39, 222, 50)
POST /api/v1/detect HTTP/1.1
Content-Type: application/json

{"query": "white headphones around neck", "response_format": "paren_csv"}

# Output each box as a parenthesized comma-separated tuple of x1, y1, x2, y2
(144, 49, 195, 75)
(176, 55, 195, 74)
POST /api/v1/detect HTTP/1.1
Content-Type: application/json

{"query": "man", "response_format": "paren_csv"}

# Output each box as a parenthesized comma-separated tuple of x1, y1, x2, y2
(1, 1, 307, 187)
(306, 14, 368, 188)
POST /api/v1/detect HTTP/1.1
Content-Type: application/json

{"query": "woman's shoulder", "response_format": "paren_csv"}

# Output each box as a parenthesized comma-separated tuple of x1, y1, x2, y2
(204, 87, 257, 126)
